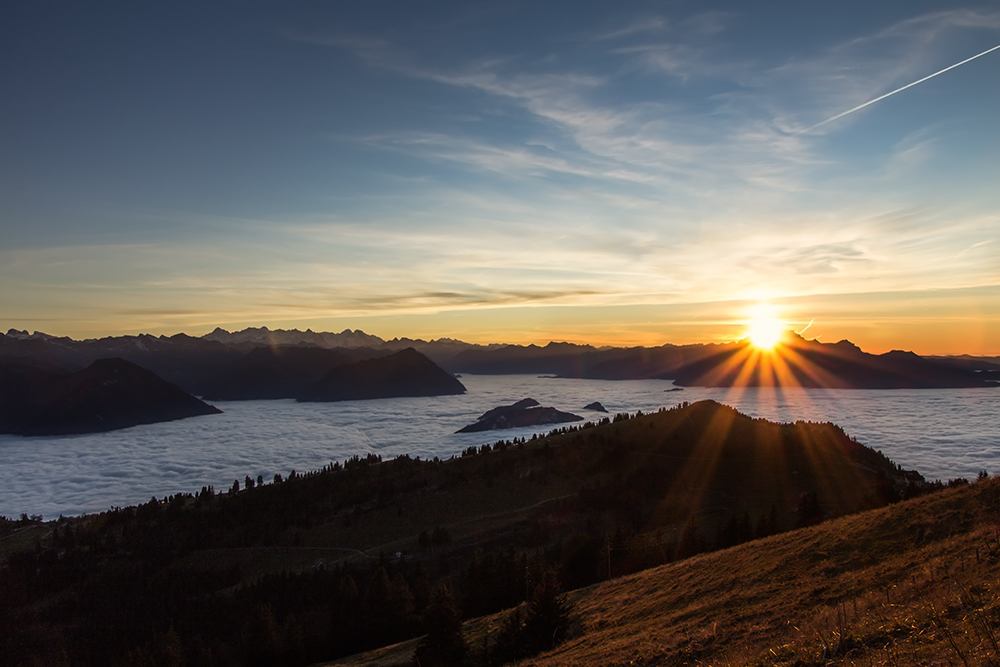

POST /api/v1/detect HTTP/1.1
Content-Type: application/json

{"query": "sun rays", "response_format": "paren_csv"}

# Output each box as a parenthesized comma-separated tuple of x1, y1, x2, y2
(745, 303, 787, 351)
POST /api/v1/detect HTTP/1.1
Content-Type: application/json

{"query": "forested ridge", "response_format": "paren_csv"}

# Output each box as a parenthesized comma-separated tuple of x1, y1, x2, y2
(1, 400, 944, 666)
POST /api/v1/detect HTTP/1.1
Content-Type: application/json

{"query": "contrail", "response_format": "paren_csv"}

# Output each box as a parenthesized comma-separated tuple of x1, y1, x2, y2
(806, 42, 1000, 132)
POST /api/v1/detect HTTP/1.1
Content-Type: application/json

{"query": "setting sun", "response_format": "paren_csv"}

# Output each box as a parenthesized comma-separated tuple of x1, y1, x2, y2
(745, 304, 786, 350)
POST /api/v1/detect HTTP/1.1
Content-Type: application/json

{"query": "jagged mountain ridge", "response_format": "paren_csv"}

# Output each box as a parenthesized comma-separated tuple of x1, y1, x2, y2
(1, 329, 471, 403)
(203, 326, 386, 350)
(671, 331, 996, 389)
(200, 326, 503, 364)
(3, 327, 995, 391)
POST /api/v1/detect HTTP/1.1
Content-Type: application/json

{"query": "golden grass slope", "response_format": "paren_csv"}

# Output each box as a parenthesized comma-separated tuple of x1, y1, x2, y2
(329, 476, 1000, 666)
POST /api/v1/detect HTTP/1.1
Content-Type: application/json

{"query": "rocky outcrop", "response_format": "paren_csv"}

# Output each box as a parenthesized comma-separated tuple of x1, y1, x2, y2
(0, 358, 221, 436)
(456, 398, 582, 433)
(583, 401, 608, 412)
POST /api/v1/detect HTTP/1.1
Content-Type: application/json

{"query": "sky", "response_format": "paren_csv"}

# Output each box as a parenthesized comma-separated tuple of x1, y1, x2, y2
(1, 1, 998, 354)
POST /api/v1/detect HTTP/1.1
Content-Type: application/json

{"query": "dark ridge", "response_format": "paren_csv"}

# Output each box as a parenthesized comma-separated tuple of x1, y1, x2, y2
(447, 341, 598, 375)
(0, 358, 221, 436)
(671, 332, 996, 389)
(4, 328, 991, 389)
(476, 397, 540, 421)
(299, 348, 466, 402)
(445, 341, 725, 379)
(200, 345, 389, 401)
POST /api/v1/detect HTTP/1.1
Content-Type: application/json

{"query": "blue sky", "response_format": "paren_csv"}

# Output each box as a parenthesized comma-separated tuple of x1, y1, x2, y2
(2, 1, 998, 352)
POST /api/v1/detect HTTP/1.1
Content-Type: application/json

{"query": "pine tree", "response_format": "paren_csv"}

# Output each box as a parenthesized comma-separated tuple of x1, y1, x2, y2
(389, 571, 416, 638)
(362, 567, 393, 647)
(522, 569, 569, 653)
(243, 604, 282, 667)
(413, 586, 467, 667)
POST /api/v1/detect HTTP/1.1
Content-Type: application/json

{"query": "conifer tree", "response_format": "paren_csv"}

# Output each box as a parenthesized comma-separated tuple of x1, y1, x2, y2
(362, 567, 394, 647)
(389, 571, 416, 637)
(413, 586, 466, 667)
(522, 569, 569, 653)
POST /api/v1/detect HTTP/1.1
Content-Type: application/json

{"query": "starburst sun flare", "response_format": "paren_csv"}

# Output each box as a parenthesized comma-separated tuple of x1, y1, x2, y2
(745, 304, 787, 351)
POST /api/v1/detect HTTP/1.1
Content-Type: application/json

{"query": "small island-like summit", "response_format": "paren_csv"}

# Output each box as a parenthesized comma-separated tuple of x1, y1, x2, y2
(0, 325, 995, 435)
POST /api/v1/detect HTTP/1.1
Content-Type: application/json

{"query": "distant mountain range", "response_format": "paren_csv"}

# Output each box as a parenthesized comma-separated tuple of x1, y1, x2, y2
(440, 334, 997, 388)
(200, 326, 503, 364)
(2, 325, 996, 404)
(669, 333, 998, 389)
(0, 327, 484, 434)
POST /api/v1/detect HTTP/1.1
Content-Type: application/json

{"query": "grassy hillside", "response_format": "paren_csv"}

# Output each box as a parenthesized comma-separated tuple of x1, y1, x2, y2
(331, 475, 1000, 666)
(0, 400, 944, 666)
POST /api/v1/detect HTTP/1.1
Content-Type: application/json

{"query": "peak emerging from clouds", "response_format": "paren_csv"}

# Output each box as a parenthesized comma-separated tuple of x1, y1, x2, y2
(203, 326, 387, 349)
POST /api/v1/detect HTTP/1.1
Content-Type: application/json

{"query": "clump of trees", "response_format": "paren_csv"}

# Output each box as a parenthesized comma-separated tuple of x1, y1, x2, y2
(490, 569, 570, 664)
(413, 586, 467, 667)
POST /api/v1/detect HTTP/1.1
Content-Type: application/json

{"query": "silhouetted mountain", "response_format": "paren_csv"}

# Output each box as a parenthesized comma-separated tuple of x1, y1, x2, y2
(299, 348, 466, 402)
(456, 397, 582, 432)
(1, 330, 90, 371)
(203, 325, 386, 350)
(447, 342, 600, 375)
(201, 326, 500, 364)
(924, 354, 1000, 371)
(445, 341, 722, 378)
(3, 328, 993, 394)
(200, 345, 390, 401)
(671, 333, 997, 389)
(381, 336, 504, 365)
(1, 330, 394, 398)
(573, 344, 723, 379)
(75, 333, 245, 395)
(924, 355, 1000, 384)
(0, 358, 221, 435)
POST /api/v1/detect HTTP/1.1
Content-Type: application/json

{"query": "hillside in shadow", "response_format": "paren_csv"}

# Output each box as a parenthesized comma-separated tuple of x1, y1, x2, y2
(1, 400, 942, 666)
(332, 474, 1000, 667)
(0, 358, 221, 435)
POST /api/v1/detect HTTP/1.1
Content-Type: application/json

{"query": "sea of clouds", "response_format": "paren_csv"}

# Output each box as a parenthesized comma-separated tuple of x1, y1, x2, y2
(1, 375, 996, 518)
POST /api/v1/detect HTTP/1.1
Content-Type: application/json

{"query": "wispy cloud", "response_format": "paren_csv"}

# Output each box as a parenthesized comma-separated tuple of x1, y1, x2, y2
(7, 6, 999, 343)
(806, 41, 1000, 132)
(755, 9, 1000, 133)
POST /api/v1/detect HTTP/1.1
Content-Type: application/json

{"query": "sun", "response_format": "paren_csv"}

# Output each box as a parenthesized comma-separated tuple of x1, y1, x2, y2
(745, 304, 786, 350)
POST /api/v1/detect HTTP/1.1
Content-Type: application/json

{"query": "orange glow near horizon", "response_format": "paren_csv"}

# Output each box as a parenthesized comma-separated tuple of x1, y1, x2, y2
(744, 303, 787, 351)
(7, 287, 998, 356)
(14, 317, 998, 357)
